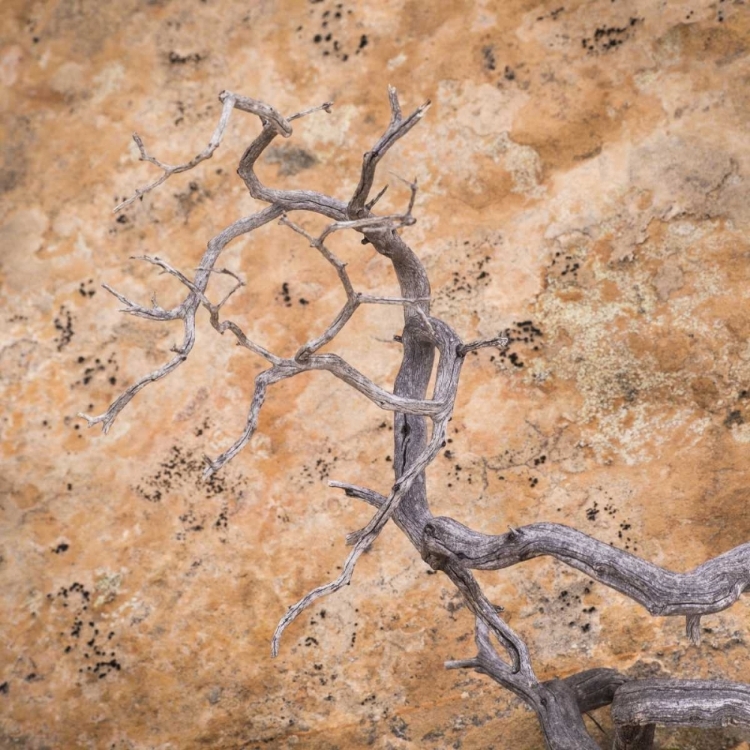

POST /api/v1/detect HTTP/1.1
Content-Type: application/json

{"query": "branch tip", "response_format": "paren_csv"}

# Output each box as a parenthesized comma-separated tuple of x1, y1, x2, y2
(77, 412, 97, 427)
(202, 455, 218, 479)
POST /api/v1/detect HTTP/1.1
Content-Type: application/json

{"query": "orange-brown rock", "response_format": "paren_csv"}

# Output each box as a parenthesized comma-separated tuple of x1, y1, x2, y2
(2, 1, 750, 748)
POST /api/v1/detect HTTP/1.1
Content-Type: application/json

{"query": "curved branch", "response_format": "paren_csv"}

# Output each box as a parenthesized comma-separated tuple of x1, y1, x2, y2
(115, 92, 238, 212)
(347, 86, 431, 219)
(302, 353, 443, 415)
(422, 517, 750, 637)
(447, 618, 601, 750)
(237, 123, 348, 220)
(82, 208, 283, 434)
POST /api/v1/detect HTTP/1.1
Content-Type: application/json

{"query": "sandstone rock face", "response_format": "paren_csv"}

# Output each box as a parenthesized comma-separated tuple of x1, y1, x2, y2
(1, 1, 750, 748)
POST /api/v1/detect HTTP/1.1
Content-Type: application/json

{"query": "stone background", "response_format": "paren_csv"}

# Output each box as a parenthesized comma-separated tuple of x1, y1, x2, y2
(2, 0, 750, 748)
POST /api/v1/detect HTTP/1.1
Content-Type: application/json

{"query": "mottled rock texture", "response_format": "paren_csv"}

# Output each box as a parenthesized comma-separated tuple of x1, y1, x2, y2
(2, 1, 750, 748)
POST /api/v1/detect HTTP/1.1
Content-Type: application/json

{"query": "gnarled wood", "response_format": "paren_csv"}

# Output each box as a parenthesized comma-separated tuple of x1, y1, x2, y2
(612, 679, 750, 729)
(422, 516, 750, 638)
(89, 88, 750, 750)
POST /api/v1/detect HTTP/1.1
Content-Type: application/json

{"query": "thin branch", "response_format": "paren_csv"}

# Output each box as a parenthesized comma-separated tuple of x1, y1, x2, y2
(132, 254, 202, 294)
(365, 184, 388, 211)
(84, 208, 283, 434)
(101, 283, 180, 321)
(79, 314, 195, 434)
(223, 91, 293, 136)
(271, 414, 449, 657)
(203, 366, 295, 477)
(347, 86, 431, 219)
(302, 353, 444, 415)
(288, 100, 334, 122)
(328, 481, 385, 509)
(459, 335, 511, 356)
(115, 92, 237, 212)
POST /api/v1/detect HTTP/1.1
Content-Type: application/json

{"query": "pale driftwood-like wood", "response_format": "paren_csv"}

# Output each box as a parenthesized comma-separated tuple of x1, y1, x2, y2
(87, 89, 750, 750)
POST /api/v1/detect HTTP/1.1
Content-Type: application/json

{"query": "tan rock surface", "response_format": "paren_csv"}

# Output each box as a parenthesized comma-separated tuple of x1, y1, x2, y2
(2, 1, 750, 748)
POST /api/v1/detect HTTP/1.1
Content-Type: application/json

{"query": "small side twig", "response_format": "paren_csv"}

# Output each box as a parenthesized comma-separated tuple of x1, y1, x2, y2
(115, 92, 238, 213)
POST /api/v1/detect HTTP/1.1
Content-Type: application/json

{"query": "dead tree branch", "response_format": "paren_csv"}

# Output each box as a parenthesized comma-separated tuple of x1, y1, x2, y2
(88, 88, 750, 750)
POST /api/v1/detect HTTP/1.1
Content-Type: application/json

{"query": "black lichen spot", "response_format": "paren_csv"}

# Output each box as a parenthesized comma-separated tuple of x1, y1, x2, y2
(168, 51, 203, 64)
(0, 682, 8, 695)
(78, 279, 96, 298)
(582, 17, 642, 54)
(586, 502, 599, 521)
(54, 305, 74, 351)
(503, 65, 516, 81)
(724, 410, 744, 428)
(135, 443, 241, 543)
(280, 282, 292, 307)
(537, 6, 564, 21)
(53, 543, 69, 554)
(74, 351, 118, 388)
(214, 507, 228, 532)
(482, 45, 496, 71)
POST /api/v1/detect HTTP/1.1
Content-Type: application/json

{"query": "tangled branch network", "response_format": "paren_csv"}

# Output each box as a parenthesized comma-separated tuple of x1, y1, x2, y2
(83, 88, 750, 749)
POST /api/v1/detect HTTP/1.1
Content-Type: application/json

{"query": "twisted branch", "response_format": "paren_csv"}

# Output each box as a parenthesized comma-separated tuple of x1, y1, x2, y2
(89, 88, 750, 749)
(421, 517, 750, 643)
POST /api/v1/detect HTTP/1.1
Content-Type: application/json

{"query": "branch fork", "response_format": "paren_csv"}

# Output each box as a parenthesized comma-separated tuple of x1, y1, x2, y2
(88, 87, 750, 749)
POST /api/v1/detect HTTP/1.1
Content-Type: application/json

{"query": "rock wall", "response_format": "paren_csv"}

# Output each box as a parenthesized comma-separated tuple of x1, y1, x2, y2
(1, 0, 749, 748)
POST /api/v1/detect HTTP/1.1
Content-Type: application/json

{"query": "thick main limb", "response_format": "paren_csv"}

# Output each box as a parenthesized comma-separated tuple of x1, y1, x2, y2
(421, 517, 750, 640)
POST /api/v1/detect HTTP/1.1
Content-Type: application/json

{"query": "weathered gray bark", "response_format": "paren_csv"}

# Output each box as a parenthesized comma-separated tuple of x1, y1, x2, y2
(86, 89, 750, 750)
(612, 723, 656, 750)
(612, 679, 750, 733)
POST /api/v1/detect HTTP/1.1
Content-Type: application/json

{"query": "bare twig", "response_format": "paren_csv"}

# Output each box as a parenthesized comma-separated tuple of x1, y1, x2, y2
(348, 86, 431, 219)
(115, 92, 237, 212)
(459, 335, 510, 356)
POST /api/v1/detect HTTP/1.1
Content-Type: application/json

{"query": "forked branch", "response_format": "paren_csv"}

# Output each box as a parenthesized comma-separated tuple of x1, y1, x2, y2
(89, 88, 750, 750)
